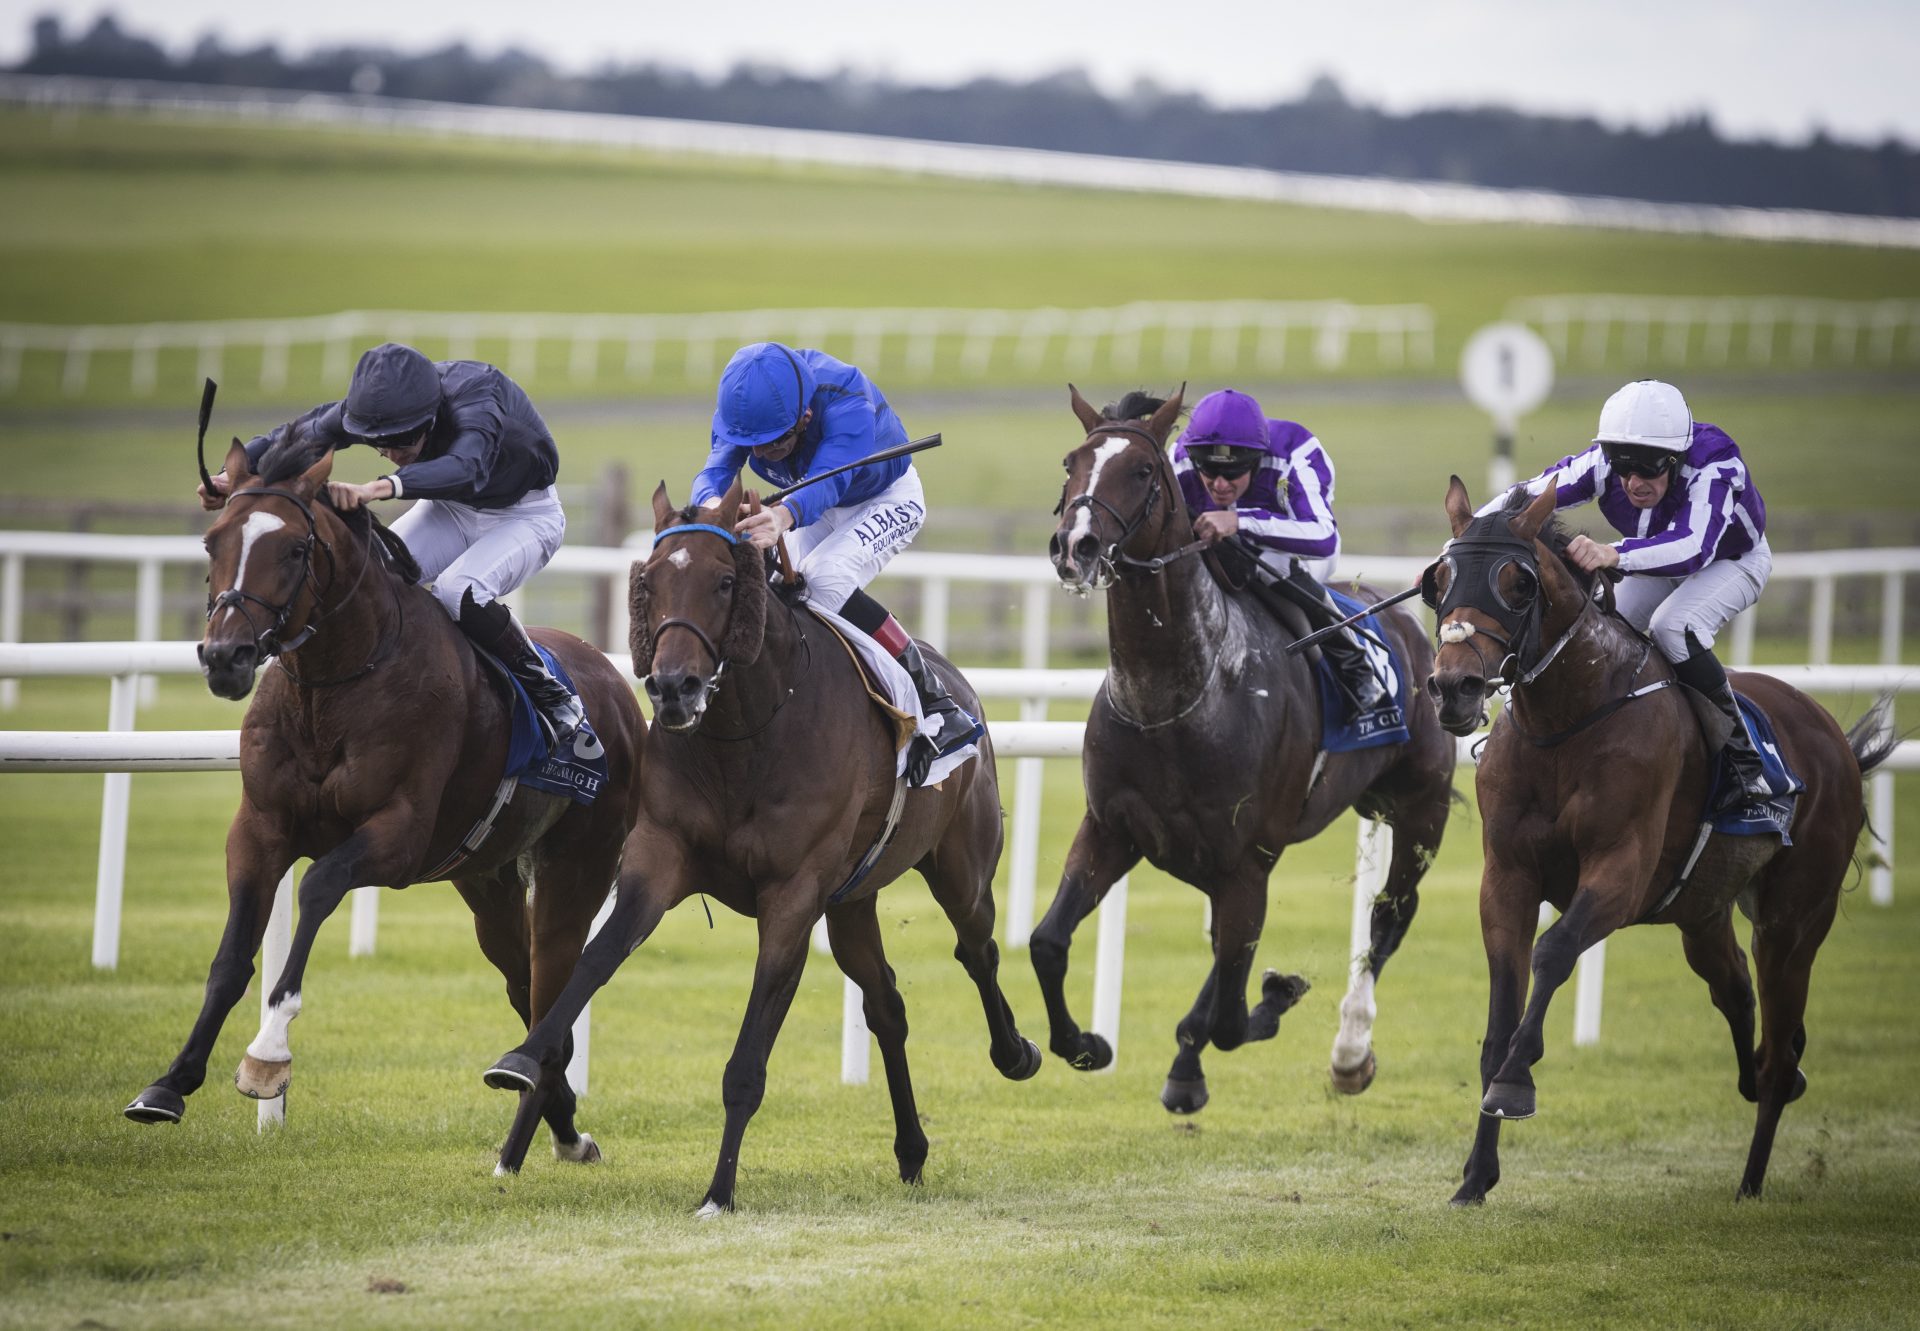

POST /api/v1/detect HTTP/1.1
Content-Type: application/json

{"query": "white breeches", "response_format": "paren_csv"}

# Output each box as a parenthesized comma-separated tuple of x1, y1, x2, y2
(1615, 537, 1771, 661)
(390, 486, 567, 617)
(786, 468, 926, 614)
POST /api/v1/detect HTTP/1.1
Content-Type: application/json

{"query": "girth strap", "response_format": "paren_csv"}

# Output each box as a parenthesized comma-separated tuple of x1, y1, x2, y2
(827, 775, 909, 905)
(420, 776, 518, 881)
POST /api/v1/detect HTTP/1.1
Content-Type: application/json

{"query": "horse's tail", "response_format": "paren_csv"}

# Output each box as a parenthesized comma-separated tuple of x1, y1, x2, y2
(1845, 691, 1901, 778)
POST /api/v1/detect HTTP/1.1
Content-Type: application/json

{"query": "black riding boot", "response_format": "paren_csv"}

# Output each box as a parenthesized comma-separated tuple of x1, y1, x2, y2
(458, 590, 585, 754)
(1671, 632, 1769, 813)
(840, 589, 979, 787)
(1277, 561, 1387, 710)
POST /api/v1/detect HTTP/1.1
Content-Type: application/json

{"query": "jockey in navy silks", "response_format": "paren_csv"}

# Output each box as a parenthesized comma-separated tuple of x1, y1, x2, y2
(198, 342, 586, 750)
(692, 341, 979, 786)
(1480, 378, 1772, 806)
(1171, 388, 1387, 709)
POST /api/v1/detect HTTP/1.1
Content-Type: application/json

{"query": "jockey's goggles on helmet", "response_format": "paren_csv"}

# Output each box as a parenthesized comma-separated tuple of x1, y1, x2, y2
(1603, 444, 1677, 480)
(1192, 453, 1260, 481)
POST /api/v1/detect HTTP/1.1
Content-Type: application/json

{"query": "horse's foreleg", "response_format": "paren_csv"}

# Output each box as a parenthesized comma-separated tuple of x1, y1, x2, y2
(1679, 912, 1758, 1103)
(1203, 866, 1272, 1053)
(1335, 800, 1447, 1095)
(1453, 869, 1536, 1205)
(126, 813, 292, 1123)
(1030, 815, 1138, 1072)
(701, 890, 818, 1215)
(826, 895, 928, 1184)
(1162, 963, 1217, 1114)
(234, 816, 415, 1100)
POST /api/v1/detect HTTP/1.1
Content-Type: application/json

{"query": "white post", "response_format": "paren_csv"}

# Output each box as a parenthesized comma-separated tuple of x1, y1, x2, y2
(1572, 938, 1606, 1047)
(811, 916, 831, 955)
(1870, 771, 1895, 907)
(135, 559, 161, 708)
(0, 551, 20, 711)
(920, 577, 950, 656)
(91, 674, 137, 970)
(1005, 583, 1050, 947)
(257, 868, 293, 1129)
(566, 888, 617, 1096)
(1089, 873, 1128, 1070)
(1729, 606, 1757, 668)
(1810, 575, 1835, 666)
(840, 976, 870, 1085)
(347, 886, 379, 957)
(1881, 572, 1904, 667)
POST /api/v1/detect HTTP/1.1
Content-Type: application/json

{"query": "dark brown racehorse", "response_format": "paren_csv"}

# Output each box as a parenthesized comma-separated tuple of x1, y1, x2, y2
(1038, 387, 1458, 1112)
(479, 479, 1039, 1213)
(1426, 477, 1898, 1202)
(124, 434, 644, 1172)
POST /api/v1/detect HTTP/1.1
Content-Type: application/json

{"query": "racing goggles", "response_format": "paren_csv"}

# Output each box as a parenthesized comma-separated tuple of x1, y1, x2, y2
(1604, 445, 1678, 480)
(1191, 453, 1259, 481)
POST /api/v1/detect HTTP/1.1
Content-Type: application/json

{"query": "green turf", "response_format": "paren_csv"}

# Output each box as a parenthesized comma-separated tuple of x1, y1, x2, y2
(0, 674, 1916, 1329)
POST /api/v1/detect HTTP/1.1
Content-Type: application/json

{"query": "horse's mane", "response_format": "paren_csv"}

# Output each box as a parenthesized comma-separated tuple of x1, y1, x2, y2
(249, 430, 421, 584)
(1102, 390, 1184, 425)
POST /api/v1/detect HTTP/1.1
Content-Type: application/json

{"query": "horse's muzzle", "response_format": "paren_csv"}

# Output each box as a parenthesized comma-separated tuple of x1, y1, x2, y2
(643, 669, 710, 732)
(1048, 527, 1105, 592)
(198, 639, 260, 701)
(1426, 668, 1488, 738)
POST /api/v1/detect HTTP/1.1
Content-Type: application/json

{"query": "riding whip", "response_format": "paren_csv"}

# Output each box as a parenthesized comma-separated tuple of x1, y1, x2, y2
(764, 433, 942, 504)
(1284, 584, 1422, 655)
(194, 377, 219, 494)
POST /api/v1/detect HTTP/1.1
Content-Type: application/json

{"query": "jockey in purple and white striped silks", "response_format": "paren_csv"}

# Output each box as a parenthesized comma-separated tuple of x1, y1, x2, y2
(1171, 403, 1342, 581)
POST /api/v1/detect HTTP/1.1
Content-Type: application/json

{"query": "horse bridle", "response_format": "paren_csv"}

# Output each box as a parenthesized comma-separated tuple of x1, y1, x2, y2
(645, 522, 742, 703)
(1055, 422, 1208, 584)
(1420, 512, 1550, 685)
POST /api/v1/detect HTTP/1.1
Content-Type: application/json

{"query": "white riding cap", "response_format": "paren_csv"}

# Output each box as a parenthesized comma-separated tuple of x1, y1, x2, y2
(1593, 379, 1692, 453)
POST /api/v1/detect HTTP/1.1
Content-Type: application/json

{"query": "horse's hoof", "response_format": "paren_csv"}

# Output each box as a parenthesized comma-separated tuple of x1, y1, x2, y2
(554, 1132, 601, 1165)
(998, 1038, 1043, 1081)
(493, 1160, 517, 1179)
(1330, 1050, 1377, 1096)
(1480, 1079, 1535, 1120)
(695, 1198, 732, 1220)
(1066, 1033, 1113, 1072)
(483, 1052, 540, 1093)
(1448, 1187, 1487, 1207)
(234, 1055, 290, 1100)
(124, 1085, 185, 1124)
(1263, 969, 1311, 1011)
(1161, 1076, 1209, 1115)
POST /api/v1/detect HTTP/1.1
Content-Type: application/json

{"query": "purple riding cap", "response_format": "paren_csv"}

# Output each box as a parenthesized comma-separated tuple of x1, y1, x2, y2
(1171, 389, 1341, 563)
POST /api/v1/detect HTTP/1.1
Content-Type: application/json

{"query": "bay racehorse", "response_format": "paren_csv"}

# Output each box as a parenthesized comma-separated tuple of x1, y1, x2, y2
(1426, 477, 1897, 1201)
(1039, 386, 1458, 1111)
(125, 433, 644, 1171)
(479, 479, 1040, 1212)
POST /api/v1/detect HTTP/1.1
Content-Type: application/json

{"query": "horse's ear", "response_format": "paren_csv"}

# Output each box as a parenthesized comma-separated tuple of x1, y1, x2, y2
(1067, 383, 1103, 434)
(1145, 383, 1185, 442)
(1508, 482, 1557, 543)
(1444, 475, 1474, 537)
(651, 481, 676, 533)
(291, 448, 334, 497)
(223, 438, 252, 484)
(712, 476, 744, 529)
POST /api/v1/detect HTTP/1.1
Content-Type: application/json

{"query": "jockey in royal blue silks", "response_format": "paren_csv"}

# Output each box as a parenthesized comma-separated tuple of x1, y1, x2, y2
(1480, 378, 1772, 807)
(1170, 387, 1386, 709)
(199, 342, 585, 751)
(691, 341, 979, 786)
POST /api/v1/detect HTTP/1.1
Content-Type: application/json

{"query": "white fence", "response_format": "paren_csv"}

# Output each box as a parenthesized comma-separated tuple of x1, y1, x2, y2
(1506, 294, 1920, 369)
(0, 300, 1435, 399)
(10, 74, 1920, 250)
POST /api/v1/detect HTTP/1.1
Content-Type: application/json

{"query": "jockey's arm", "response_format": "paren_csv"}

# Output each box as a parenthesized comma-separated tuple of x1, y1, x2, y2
(1474, 445, 1603, 517)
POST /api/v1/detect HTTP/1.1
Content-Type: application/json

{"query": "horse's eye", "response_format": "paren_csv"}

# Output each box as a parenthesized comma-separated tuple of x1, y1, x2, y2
(718, 576, 735, 594)
(283, 544, 304, 562)
(1134, 465, 1153, 480)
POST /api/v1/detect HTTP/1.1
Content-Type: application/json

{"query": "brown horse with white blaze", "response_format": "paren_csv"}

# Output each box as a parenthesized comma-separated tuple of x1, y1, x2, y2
(1427, 476, 1897, 1202)
(124, 433, 644, 1172)
(479, 479, 1039, 1213)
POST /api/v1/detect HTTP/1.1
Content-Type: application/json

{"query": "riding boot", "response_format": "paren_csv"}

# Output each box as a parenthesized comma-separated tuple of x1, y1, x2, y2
(893, 637, 982, 787)
(1277, 561, 1387, 710)
(458, 590, 585, 754)
(1672, 632, 1770, 813)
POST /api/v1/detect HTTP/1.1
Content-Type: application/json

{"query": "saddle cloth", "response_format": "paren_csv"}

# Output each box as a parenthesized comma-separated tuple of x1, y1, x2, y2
(1710, 692, 1804, 842)
(805, 603, 981, 787)
(1314, 586, 1411, 754)
(495, 644, 608, 806)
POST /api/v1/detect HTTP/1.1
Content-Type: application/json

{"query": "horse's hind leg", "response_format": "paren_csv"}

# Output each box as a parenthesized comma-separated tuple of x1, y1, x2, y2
(522, 848, 613, 1170)
(126, 814, 292, 1123)
(1030, 814, 1140, 1072)
(825, 895, 928, 1184)
(1335, 798, 1447, 1096)
(1739, 871, 1838, 1199)
(918, 829, 1042, 1081)
(1678, 911, 1758, 1103)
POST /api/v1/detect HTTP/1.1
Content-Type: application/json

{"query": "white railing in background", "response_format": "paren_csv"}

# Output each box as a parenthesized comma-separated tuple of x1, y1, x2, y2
(0, 299, 1434, 399)
(1505, 294, 1920, 369)
(9, 74, 1920, 250)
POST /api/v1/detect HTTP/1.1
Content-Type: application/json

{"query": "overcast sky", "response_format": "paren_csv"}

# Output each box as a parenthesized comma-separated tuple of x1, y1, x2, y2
(4, 0, 1916, 145)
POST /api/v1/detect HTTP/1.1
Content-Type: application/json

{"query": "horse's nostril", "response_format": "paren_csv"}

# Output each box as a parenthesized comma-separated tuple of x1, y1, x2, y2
(1460, 676, 1486, 698)
(642, 675, 663, 700)
(1073, 534, 1099, 561)
(1047, 532, 1063, 559)
(1425, 675, 1443, 700)
(676, 676, 704, 701)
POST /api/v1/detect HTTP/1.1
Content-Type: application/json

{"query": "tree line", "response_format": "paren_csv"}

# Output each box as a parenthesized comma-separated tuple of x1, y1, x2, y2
(17, 13, 1920, 218)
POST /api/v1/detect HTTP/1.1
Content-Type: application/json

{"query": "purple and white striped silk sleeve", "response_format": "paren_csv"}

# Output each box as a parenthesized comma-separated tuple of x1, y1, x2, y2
(1475, 446, 1604, 517)
(1236, 436, 1340, 560)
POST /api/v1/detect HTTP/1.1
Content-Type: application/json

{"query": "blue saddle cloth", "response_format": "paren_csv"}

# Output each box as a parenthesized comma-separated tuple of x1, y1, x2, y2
(499, 644, 607, 806)
(1710, 692, 1803, 842)
(1312, 587, 1412, 754)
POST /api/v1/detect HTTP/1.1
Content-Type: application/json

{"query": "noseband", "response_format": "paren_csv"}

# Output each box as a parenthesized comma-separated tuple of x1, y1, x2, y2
(207, 486, 329, 659)
(646, 522, 740, 699)
(1056, 423, 1208, 582)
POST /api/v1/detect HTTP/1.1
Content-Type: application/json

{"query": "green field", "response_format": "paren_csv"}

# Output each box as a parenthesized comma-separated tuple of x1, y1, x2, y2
(3, 106, 1920, 1329)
